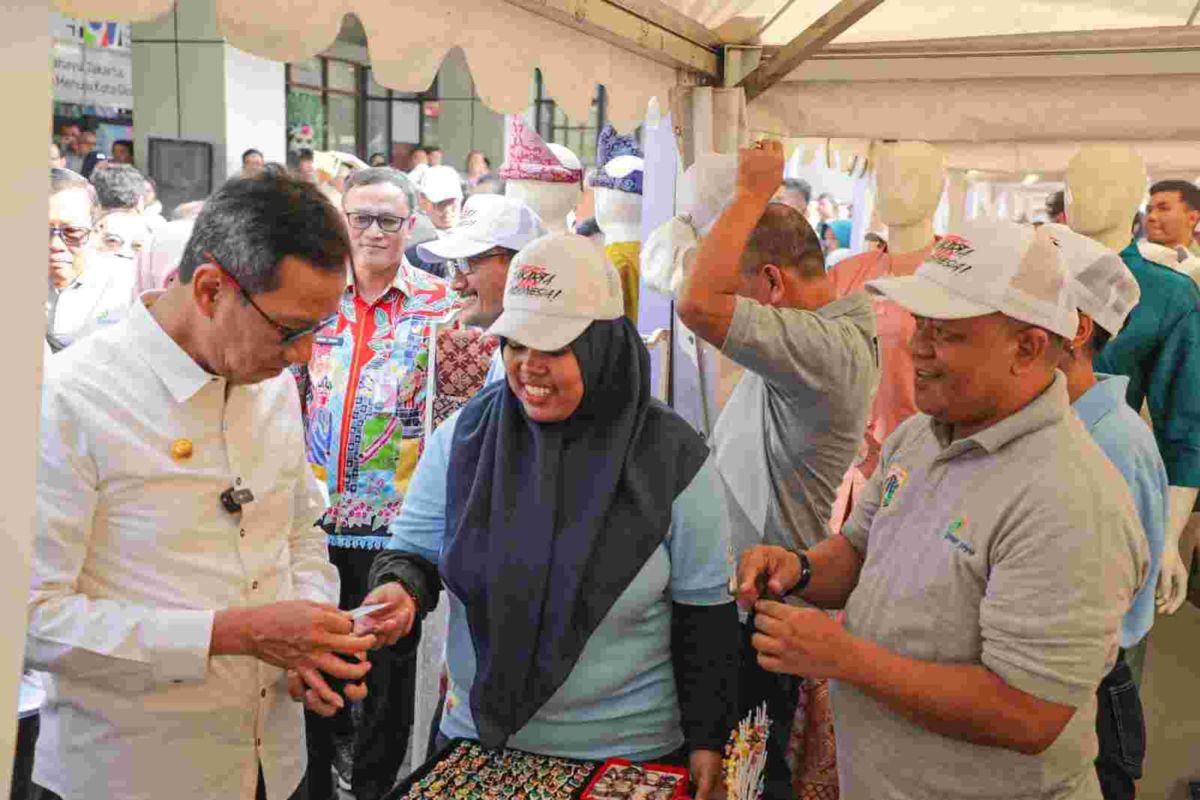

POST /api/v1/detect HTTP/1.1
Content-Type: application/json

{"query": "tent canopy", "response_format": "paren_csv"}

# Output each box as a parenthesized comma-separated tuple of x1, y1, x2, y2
(51, 0, 1200, 149)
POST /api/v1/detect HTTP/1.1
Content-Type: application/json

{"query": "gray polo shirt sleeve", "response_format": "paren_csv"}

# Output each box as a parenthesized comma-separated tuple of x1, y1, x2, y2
(979, 489, 1141, 708)
(721, 295, 872, 396)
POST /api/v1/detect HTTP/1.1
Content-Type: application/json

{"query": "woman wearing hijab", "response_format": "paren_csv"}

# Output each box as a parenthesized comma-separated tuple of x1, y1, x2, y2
(819, 219, 854, 268)
(360, 234, 739, 798)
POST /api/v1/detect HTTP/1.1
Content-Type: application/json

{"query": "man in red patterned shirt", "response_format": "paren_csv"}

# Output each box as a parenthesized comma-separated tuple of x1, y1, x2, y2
(293, 167, 461, 800)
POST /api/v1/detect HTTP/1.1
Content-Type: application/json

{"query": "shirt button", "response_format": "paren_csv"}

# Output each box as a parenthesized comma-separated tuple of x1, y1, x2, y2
(240, 529, 246, 538)
(251, 580, 259, 590)
(235, 477, 242, 486)
(260, 688, 267, 698)
(255, 738, 262, 747)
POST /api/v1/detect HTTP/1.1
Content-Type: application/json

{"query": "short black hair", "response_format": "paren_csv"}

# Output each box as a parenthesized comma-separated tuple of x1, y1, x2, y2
(818, 192, 836, 203)
(178, 173, 350, 294)
(1089, 325, 1113, 354)
(90, 164, 147, 210)
(297, 148, 315, 162)
(342, 167, 417, 215)
(741, 203, 825, 279)
(780, 178, 812, 206)
(242, 148, 264, 163)
(424, 146, 442, 154)
(112, 139, 133, 155)
(261, 162, 289, 178)
(1149, 180, 1200, 212)
(1046, 190, 1065, 217)
(50, 167, 98, 210)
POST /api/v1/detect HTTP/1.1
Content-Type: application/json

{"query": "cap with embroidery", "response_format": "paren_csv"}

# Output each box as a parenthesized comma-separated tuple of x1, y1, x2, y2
(590, 124, 644, 196)
(866, 219, 1079, 340)
(419, 165, 464, 203)
(487, 233, 623, 351)
(498, 116, 584, 185)
(417, 194, 547, 263)
(1041, 223, 1140, 337)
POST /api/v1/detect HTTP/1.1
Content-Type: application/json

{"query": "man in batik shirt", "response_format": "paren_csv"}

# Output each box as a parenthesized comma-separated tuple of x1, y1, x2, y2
(294, 167, 460, 800)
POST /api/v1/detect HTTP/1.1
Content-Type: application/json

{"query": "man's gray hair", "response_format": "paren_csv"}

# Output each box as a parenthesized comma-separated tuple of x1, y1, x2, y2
(342, 167, 417, 214)
(50, 167, 98, 212)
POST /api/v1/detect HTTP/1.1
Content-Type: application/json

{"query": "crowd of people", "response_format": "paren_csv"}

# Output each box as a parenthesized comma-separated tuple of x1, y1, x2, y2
(21, 119, 1200, 800)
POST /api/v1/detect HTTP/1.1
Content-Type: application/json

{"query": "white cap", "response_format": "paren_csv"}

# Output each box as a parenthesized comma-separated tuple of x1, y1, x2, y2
(1041, 223, 1140, 337)
(419, 165, 464, 203)
(487, 233, 623, 351)
(866, 219, 1080, 340)
(417, 195, 547, 263)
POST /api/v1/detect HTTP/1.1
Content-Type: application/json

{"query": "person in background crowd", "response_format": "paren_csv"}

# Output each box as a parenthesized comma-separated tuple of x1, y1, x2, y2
(57, 123, 81, 171)
(1048, 224, 1164, 800)
(1144, 179, 1200, 259)
(111, 140, 134, 165)
(426, 147, 444, 167)
(142, 176, 167, 233)
(49, 143, 66, 170)
(369, 153, 388, 168)
(738, 220, 1148, 800)
(820, 219, 854, 268)
(91, 164, 153, 261)
(772, 177, 811, 213)
(46, 168, 137, 352)
(465, 150, 491, 187)
(470, 174, 505, 196)
(78, 130, 105, 178)
(816, 192, 838, 223)
(417, 193, 547, 384)
(677, 141, 879, 800)
(362, 234, 739, 800)
(407, 165, 465, 278)
(864, 232, 888, 253)
(242, 148, 266, 176)
(173, 200, 206, 220)
(409, 148, 429, 171)
(1047, 190, 1067, 224)
(297, 148, 316, 182)
(294, 167, 461, 800)
(134, 218, 195, 295)
(30, 172, 371, 800)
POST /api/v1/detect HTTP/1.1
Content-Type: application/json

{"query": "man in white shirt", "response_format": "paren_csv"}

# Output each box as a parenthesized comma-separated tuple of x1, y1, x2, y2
(46, 168, 137, 352)
(28, 172, 377, 800)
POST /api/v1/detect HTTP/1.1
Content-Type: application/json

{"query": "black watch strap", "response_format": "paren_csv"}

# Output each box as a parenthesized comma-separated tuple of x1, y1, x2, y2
(792, 551, 812, 594)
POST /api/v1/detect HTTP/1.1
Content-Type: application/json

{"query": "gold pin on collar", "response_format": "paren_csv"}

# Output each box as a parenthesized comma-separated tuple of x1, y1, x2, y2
(170, 438, 194, 461)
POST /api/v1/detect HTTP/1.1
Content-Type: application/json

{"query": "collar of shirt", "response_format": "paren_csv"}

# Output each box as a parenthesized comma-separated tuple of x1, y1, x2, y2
(1072, 373, 1131, 432)
(346, 256, 444, 302)
(930, 371, 1070, 458)
(129, 291, 223, 403)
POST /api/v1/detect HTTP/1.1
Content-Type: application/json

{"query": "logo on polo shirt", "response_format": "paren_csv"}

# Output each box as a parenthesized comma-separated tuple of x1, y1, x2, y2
(510, 264, 564, 301)
(881, 465, 908, 508)
(930, 235, 975, 274)
(941, 516, 975, 556)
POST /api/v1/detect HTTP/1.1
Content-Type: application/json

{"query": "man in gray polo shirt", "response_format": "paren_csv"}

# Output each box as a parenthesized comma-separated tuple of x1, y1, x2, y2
(677, 140, 877, 799)
(737, 220, 1148, 800)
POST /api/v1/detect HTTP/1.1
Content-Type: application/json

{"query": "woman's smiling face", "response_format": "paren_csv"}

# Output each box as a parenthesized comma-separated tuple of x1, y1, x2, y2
(503, 340, 585, 423)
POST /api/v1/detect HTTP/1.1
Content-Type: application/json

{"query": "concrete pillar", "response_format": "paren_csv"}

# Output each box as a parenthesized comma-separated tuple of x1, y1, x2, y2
(132, 0, 285, 207)
(0, 1, 49, 794)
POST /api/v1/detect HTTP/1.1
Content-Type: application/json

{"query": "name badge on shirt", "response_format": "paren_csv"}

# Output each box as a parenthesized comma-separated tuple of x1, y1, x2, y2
(314, 335, 344, 346)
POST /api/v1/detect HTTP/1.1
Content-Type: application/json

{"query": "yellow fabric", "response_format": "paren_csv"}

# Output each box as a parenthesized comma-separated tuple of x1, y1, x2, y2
(605, 240, 641, 323)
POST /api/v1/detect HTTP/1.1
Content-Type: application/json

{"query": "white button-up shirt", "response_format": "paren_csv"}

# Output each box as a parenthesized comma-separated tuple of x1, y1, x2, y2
(28, 293, 338, 800)
(46, 253, 137, 351)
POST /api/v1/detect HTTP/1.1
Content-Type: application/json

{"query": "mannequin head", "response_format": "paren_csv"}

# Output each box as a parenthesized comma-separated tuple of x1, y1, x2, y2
(505, 180, 581, 235)
(499, 120, 583, 235)
(1066, 145, 1146, 250)
(592, 151, 644, 244)
(875, 141, 946, 227)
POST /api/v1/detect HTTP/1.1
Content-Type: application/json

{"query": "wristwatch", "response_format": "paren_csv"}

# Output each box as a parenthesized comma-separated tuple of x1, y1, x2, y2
(790, 551, 813, 595)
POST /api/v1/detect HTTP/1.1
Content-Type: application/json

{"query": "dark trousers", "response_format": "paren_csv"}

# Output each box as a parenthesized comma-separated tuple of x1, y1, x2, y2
(11, 714, 38, 800)
(305, 546, 419, 800)
(1095, 651, 1146, 800)
(739, 620, 799, 800)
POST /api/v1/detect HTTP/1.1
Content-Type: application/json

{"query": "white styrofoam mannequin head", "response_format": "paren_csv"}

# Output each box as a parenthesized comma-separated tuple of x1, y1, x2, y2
(505, 180, 581, 235)
(875, 141, 946, 227)
(1066, 145, 1146, 250)
(594, 187, 642, 243)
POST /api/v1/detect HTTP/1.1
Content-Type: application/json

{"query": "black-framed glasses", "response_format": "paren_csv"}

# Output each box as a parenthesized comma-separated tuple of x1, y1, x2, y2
(209, 257, 337, 345)
(345, 212, 408, 233)
(449, 247, 512, 277)
(49, 223, 92, 247)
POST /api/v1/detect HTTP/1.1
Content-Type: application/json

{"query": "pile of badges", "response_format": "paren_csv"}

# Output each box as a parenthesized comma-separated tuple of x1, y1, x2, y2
(580, 760, 689, 799)
(398, 740, 596, 800)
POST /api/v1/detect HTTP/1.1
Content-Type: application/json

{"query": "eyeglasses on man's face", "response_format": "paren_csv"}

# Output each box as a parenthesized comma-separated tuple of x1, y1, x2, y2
(207, 255, 337, 346)
(49, 224, 92, 248)
(449, 247, 511, 277)
(345, 212, 408, 234)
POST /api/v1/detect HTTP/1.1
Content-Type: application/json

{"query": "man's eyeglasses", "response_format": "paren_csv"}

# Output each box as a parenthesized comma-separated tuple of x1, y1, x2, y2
(49, 224, 92, 247)
(208, 256, 337, 345)
(449, 247, 512, 277)
(345, 212, 408, 233)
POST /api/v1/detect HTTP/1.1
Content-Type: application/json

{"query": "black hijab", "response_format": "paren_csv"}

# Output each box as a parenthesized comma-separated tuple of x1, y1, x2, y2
(441, 316, 709, 748)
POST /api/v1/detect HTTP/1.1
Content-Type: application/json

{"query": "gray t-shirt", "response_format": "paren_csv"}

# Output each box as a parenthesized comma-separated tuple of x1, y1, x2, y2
(836, 373, 1149, 800)
(712, 293, 879, 554)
